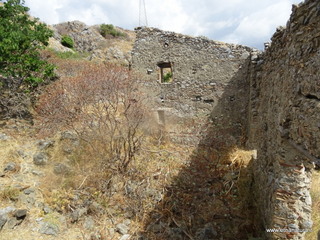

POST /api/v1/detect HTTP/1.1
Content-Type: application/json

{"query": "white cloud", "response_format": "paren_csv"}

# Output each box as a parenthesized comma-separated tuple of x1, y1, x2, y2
(145, 0, 189, 33)
(221, 1, 298, 48)
(25, 0, 63, 24)
(58, 3, 111, 25)
(24, 0, 303, 49)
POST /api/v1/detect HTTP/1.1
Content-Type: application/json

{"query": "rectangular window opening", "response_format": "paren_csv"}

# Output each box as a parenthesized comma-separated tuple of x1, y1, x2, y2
(157, 110, 165, 125)
(157, 62, 173, 83)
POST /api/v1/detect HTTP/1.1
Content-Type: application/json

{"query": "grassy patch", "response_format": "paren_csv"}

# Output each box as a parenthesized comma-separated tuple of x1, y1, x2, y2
(53, 50, 90, 60)
(0, 186, 20, 201)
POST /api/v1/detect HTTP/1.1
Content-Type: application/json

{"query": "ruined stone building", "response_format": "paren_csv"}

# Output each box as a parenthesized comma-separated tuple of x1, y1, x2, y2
(132, 0, 320, 239)
(132, 28, 253, 144)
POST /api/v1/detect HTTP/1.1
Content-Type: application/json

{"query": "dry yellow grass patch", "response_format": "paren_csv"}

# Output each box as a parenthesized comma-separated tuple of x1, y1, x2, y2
(112, 38, 135, 54)
(306, 170, 320, 239)
(139, 145, 256, 239)
(0, 136, 20, 169)
(0, 132, 29, 207)
(38, 131, 193, 231)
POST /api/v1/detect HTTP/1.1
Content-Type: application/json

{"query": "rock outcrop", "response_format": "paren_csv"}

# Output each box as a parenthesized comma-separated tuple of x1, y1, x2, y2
(51, 21, 135, 63)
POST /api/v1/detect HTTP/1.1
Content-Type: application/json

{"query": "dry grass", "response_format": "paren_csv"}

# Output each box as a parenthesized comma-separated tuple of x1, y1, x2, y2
(0, 226, 84, 240)
(38, 131, 257, 239)
(37, 131, 192, 235)
(306, 170, 320, 240)
(0, 118, 257, 240)
(0, 186, 20, 201)
(0, 129, 32, 206)
(139, 145, 256, 239)
(0, 135, 20, 169)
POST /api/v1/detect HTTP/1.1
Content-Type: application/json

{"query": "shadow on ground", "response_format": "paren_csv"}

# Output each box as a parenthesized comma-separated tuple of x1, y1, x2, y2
(138, 59, 261, 240)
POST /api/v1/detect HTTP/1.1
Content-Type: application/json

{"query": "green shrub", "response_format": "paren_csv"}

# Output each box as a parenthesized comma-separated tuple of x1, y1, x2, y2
(61, 35, 74, 48)
(100, 24, 125, 38)
(0, 0, 55, 85)
(163, 72, 173, 83)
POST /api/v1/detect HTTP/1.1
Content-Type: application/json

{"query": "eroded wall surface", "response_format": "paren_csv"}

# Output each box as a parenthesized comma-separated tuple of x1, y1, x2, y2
(248, 0, 320, 238)
(132, 28, 252, 144)
(132, 0, 320, 238)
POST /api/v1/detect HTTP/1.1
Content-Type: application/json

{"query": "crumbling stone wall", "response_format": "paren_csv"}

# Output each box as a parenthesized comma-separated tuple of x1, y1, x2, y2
(132, 27, 252, 144)
(247, 0, 320, 238)
(132, 1, 319, 238)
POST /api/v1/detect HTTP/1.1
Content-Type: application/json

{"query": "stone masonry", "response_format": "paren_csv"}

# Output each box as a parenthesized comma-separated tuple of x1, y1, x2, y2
(132, 0, 319, 239)
(132, 27, 252, 144)
(247, 0, 320, 239)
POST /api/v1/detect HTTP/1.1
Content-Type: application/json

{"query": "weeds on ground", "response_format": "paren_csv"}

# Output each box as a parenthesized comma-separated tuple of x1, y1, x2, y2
(0, 186, 20, 201)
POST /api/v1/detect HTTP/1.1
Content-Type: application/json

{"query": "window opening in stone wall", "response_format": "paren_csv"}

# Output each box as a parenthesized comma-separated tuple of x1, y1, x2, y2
(157, 110, 165, 125)
(203, 99, 214, 103)
(157, 62, 173, 83)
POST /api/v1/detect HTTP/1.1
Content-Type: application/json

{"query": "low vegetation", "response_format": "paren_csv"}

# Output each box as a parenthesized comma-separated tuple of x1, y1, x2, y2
(163, 71, 173, 82)
(60, 35, 74, 49)
(47, 48, 90, 60)
(0, 32, 258, 237)
(100, 24, 126, 38)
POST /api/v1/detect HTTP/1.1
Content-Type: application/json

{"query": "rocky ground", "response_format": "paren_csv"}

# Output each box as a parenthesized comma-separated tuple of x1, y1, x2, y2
(49, 21, 135, 64)
(0, 20, 267, 240)
(0, 120, 85, 240)
(0, 117, 260, 240)
(0, 119, 192, 240)
(0, 16, 141, 239)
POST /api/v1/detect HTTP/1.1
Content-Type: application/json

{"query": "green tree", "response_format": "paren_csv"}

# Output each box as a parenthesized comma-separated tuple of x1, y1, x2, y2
(0, 0, 55, 86)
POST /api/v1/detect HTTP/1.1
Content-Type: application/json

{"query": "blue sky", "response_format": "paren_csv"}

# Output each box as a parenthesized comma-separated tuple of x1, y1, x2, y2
(24, 0, 303, 49)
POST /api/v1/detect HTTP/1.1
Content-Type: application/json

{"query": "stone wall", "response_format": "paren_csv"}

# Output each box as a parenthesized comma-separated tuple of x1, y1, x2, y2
(132, 27, 252, 144)
(132, 0, 320, 238)
(247, 0, 320, 238)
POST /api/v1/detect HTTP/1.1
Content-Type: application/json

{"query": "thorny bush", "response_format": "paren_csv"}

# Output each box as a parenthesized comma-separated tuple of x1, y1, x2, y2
(36, 63, 146, 174)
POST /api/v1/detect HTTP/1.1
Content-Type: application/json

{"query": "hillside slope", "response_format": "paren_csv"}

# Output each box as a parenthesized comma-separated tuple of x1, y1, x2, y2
(49, 21, 135, 64)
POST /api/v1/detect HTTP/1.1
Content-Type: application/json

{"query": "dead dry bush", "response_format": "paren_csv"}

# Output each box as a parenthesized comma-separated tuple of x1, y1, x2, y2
(36, 63, 147, 182)
(40, 50, 90, 77)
